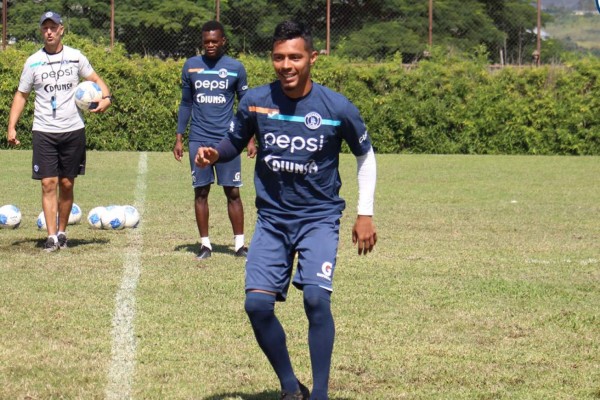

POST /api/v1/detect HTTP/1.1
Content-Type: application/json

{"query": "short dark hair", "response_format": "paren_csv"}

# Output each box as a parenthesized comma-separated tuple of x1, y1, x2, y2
(202, 20, 225, 37)
(272, 21, 313, 51)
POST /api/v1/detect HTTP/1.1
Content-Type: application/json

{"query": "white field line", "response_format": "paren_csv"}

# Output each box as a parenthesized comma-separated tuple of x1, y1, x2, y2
(105, 152, 147, 400)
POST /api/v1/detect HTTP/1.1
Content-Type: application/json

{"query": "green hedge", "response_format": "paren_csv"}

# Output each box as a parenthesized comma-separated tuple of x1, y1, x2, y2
(1, 36, 599, 155)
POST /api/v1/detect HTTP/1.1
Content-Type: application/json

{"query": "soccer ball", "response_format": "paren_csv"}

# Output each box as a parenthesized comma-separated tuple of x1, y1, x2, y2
(68, 203, 82, 225)
(74, 81, 102, 111)
(37, 211, 47, 229)
(101, 205, 126, 230)
(123, 205, 140, 228)
(0, 204, 22, 229)
(87, 206, 106, 229)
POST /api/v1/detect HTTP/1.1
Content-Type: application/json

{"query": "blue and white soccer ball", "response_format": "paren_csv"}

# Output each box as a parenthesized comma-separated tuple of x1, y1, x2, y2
(74, 81, 102, 111)
(68, 203, 82, 225)
(0, 204, 21, 229)
(87, 206, 106, 229)
(101, 205, 126, 230)
(123, 205, 140, 228)
(37, 211, 47, 230)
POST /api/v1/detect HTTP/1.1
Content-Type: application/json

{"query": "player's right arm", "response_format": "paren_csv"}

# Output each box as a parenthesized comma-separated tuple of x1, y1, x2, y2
(173, 133, 184, 162)
(7, 90, 29, 146)
(174, 63, 193, 161)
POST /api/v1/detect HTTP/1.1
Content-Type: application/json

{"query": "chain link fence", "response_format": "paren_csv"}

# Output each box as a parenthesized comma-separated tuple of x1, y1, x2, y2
(1, 0, 559, 65)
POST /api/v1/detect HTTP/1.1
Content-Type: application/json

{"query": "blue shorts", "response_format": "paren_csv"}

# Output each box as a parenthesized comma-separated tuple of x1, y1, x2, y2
(245, 214, 341, 301)
(188, 141, 242, 188)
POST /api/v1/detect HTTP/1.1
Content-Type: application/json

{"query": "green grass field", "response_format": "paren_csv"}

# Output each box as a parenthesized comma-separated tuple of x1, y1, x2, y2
(1, 150, 599, 399)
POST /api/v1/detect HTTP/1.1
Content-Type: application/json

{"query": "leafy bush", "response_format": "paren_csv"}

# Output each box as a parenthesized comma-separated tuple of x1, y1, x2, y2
(1, 38, 598, 154)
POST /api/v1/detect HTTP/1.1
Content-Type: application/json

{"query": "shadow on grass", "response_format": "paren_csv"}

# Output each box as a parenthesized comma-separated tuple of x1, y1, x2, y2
(7, 237, 110, 249)
(174, 242, 238, 257)
(202, 391, 351, 400)
(34, 237, 110, 249)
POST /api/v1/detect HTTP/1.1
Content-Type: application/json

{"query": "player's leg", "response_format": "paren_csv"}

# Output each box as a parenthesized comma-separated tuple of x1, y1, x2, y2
(56, 128, 86, 248)
(57, 177, 74, 233)
(189, 141, 216, 258)
(223, 186, 246, 254)
(41, 177, 59, 236)
(244, 216, 307, 396)
(303, 285, 334, 400)
(245, 291, 302, 394)
(194, 184, 212, 256)
(294, 215, 341, 399)
(32, 130, 60, 251)
(223, 186, 243, 235)
(216, 156, 246, 255)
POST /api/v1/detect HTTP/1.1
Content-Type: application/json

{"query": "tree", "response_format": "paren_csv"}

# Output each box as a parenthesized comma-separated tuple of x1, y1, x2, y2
(116, 0, 211, 58)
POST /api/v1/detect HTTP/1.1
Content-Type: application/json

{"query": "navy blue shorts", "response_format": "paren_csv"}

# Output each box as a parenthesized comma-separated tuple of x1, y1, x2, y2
(32, 128, 86, 180)
(245, 214, 341, 301)
(188, 141, 242, 188)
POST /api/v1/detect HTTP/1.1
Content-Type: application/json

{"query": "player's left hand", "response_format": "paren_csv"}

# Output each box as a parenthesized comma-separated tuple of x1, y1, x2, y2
(352, 215, 377, 255)
(90, 97, 111, 113)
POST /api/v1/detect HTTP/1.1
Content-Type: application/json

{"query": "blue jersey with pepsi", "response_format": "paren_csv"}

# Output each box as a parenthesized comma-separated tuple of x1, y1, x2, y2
(228, 81, 372, 218)
(177, 55, 248, 143)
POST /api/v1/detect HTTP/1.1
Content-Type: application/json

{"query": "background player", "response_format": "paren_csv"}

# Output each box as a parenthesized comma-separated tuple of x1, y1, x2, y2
(195, 20, 377, 400)
(174, 20, 256, 260)
(7, 11, 112, 252)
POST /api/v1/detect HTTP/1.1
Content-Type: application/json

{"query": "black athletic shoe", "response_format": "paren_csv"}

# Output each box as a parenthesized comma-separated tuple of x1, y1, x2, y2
(280, 381, 310, 400)
(234, 246, 248, 258)
(195, 245, 212, 260)
(44, 237, 59, 253)
(57, 233, 68, 249)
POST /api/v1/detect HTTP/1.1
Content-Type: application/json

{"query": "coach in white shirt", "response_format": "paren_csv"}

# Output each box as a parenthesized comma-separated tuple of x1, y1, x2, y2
(7, 11, 112, 252)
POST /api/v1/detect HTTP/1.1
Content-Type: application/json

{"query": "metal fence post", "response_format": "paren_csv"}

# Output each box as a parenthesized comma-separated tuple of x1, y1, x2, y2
(536, 0, 541, 66)
(428, 0, 433, 47)
(2, 0, 7, 51)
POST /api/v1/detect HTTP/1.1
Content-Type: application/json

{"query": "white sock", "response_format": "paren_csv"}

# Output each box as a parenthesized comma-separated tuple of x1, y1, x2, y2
(57, 231, 66, 237)
(234, 234, 245, 251)
(48, 234, 58, 243)
(201, 237, 212, 250)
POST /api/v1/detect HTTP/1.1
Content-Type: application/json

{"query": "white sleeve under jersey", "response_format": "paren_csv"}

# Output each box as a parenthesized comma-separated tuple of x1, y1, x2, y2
(356, 146, 377, 216)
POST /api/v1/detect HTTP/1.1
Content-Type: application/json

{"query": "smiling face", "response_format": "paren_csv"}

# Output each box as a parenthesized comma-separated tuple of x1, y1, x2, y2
(40, 20, 64, 52)
(202, 29, 226, 59)
(272, 37, 318, 99)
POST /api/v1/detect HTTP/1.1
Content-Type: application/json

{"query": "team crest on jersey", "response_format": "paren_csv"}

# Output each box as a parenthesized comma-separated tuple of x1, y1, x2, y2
(218, 68, 228, 78)
(305, 112, 322, 130)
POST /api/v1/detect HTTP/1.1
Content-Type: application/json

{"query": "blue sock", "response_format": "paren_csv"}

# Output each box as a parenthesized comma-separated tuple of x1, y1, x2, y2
(245, 292, 298, 393)
(303, 285, 335, 400)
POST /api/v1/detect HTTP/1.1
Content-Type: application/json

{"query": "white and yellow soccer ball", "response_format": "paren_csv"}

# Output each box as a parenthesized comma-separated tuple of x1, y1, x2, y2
(0, 204, 21, 229)
(101, 205, 126, 230)
(87, 206, 106, 229)
(123, 205, 140, 228)
(74, 81, 102, 111)
(68, 203, 82, 225)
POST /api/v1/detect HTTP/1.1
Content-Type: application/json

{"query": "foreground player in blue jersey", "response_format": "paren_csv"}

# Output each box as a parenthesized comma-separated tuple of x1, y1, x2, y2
(174, 20, 255, 260)
(196, 21, 377, 399)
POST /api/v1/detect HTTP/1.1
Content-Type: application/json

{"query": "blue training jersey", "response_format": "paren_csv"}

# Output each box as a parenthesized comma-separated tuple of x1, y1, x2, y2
(177, 54, 248, 143)
(228, 81, 373, 219)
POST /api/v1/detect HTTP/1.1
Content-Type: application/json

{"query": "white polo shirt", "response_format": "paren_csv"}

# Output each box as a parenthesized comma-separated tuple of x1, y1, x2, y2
(18, 45, 95, 133)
